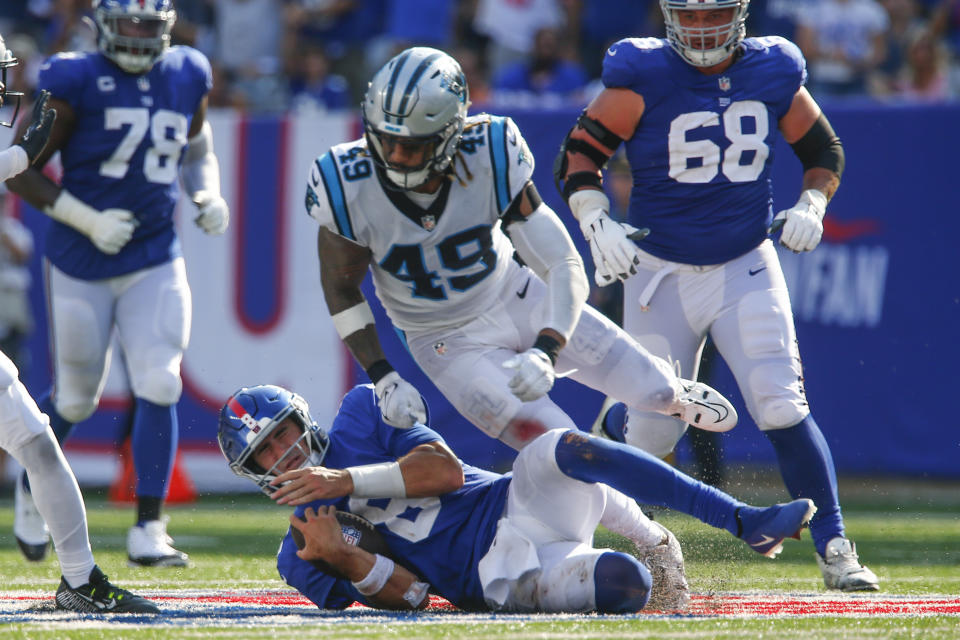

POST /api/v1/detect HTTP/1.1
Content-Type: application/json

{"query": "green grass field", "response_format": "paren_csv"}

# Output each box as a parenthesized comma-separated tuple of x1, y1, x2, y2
(1, 476, 959, 639)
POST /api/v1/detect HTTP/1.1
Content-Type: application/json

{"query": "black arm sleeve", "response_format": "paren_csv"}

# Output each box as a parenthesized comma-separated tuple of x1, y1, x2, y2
(789, 113, 845, 177)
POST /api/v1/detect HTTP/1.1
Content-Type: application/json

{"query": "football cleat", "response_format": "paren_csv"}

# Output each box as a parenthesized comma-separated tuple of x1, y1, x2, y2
(590, 397, 627, 443)
(13, 471, 50, 562)
(634, 521, 689, 611)
(127, 517, 189, 567)
(669, 379, 737, 433)
(56, 565, 160, 613)
(737, 498, 816, 558)
(817, 537, 880, 592)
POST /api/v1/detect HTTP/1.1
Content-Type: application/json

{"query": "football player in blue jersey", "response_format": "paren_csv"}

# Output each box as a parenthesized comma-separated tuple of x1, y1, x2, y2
(554, 0, 877, 591)
(0, 34, 158, 613)
(5, 0, 229, 568)
(219, 383, 816, 612)
(309, 47, 737, 461)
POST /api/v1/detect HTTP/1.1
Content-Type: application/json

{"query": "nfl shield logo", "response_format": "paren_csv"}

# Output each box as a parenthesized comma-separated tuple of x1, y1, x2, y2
(421, 215, 436, 231)
(719, 76, 731, 91)
(433, 342, 447, 356)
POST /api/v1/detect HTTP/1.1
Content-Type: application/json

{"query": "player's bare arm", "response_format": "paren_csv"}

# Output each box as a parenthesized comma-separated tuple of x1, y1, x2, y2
(317, 225, 384, 369)
(271, 441, 462, 505)
(291, 506, 427, 610)
(774, 87, 845, 252)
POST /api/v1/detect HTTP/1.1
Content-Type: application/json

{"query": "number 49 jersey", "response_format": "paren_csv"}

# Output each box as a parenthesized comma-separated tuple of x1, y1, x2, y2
(306, 114, 535, 333)
(38, 47, 212, 280)
(602, 36, 807, 265)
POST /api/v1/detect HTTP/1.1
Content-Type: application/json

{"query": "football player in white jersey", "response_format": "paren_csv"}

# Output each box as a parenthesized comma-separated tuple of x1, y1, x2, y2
(0, 33, 158, 613)
(306, 46, 738, 452)
(554, 0, 877, 591)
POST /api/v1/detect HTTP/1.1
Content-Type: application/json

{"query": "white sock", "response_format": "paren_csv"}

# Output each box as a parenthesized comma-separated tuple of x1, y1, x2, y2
(599, 485, 663, 548)
(12, 428, 95, 588)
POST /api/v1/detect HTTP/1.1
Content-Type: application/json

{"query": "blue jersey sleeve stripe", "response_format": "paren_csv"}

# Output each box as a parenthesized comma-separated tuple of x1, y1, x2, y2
(317, 154, 354, 241)
(487, 117, 510, 213)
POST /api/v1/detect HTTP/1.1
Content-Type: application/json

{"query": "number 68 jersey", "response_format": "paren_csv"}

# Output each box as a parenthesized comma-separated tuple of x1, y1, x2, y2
(603, 36, 807, 266)
(306, 114, 535, 333)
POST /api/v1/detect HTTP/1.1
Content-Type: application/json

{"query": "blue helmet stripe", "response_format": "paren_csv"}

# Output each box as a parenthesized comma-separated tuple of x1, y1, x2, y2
(383, 49, 412, 125)
(395, 53, 442, 126)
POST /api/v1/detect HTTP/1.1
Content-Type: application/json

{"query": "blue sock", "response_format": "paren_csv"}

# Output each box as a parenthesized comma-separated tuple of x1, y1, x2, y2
(764, 415, 844, 555)
(555, 430, 746, 536)
(593, 551, 651, 613)
(132, 398, 178, 520)
(601, 402, 627, 442)
(22, 392, 76, 493)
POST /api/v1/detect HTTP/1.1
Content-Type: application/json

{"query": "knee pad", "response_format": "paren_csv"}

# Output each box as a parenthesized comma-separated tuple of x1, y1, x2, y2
(593, 551, 652, 613)
(566, 311, 617, 366)
(134, 364, 183, 406)
(10, 428, 64, 474)
(624, 411, 686, 459)
(748, 362, 809, 430)
(737, 289, 798, 360)
(55, 397, 98, 424)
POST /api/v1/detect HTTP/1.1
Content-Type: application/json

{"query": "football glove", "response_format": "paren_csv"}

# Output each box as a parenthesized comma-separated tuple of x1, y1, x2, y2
(90, 209, 137, 254)
(774, 189, 827, 253)
(503, 348, 555, 402)
(374, 371, 426, 429)
(17, 90, 56, 165)
(193, 191, 230, 235)
(571, 189, 643, 286)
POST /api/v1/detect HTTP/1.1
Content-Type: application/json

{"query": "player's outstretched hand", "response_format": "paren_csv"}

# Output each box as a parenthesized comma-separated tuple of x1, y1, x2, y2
(775, 189, 827, 253)
(192, 191, 230, 235)
(91, 209, 136, 254)
(271, 466, 352, 505)
(374, 371, 427, 429)
(503, 348, 555, 402)
(17, 90, 56, 164)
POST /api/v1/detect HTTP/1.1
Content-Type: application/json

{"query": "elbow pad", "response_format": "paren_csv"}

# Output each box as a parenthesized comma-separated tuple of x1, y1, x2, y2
(790, 113, 845, 177)
(553, 110, 624, 200)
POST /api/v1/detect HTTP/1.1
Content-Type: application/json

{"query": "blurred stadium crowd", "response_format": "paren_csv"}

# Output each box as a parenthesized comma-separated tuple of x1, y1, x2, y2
(0, 0, 958, 115)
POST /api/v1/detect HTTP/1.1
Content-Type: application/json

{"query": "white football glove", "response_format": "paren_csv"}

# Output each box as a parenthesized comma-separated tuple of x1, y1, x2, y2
(570, 190, 643, 287)
(89, 209, 136, 254)
(774, 189, 827, 253)
(503, 348, 555, 402)
(374, 371, 427, 429)
(193, 191, 230, 235)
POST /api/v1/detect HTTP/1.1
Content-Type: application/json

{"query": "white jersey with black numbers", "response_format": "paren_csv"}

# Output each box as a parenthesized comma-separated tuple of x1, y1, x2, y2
(306, 114, 535, 332)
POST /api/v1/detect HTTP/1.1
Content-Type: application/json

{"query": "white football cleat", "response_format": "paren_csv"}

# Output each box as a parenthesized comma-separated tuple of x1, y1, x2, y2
(127, 517, 189, 567)
(13, 472, 50, 562)
(634, 521, 690, 611)
(817, 537, 879, 591)
(668, 379, 737, 432)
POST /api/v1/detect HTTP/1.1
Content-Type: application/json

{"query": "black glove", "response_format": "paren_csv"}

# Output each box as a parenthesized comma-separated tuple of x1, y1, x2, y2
(17, 90, 56, 164)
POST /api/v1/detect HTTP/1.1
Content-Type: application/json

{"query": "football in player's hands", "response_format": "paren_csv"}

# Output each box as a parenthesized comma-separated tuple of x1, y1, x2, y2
(289, 510, 391, 577)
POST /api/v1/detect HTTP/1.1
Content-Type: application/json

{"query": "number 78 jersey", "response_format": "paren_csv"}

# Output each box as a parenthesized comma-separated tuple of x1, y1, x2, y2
(603, 36, 807, 265)
(306, 115, 535, 332)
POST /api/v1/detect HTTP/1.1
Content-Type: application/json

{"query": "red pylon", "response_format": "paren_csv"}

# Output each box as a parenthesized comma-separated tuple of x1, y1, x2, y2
(108, 438, 198, 504)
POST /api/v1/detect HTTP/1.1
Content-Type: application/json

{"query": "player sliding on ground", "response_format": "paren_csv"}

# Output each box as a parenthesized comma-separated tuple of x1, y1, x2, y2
(219, 383, 815, 613)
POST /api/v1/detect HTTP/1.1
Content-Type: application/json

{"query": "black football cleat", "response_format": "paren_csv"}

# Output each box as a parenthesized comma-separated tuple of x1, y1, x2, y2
(55, 566, 160, 613)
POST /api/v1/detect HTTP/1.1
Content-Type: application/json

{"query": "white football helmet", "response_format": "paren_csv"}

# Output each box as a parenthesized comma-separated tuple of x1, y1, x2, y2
(362, 47, 469, 190)
(93, 0, 177, 74)
(660, 0, 750, 68)
(0, 34, 23, 127)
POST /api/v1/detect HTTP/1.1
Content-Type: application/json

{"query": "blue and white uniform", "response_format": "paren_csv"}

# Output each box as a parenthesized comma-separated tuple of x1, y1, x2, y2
(605, 36, 804, 266)
(278, 386, 634, 612)
(595, 37, 812, 456)
(39, 46, 211, 280)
